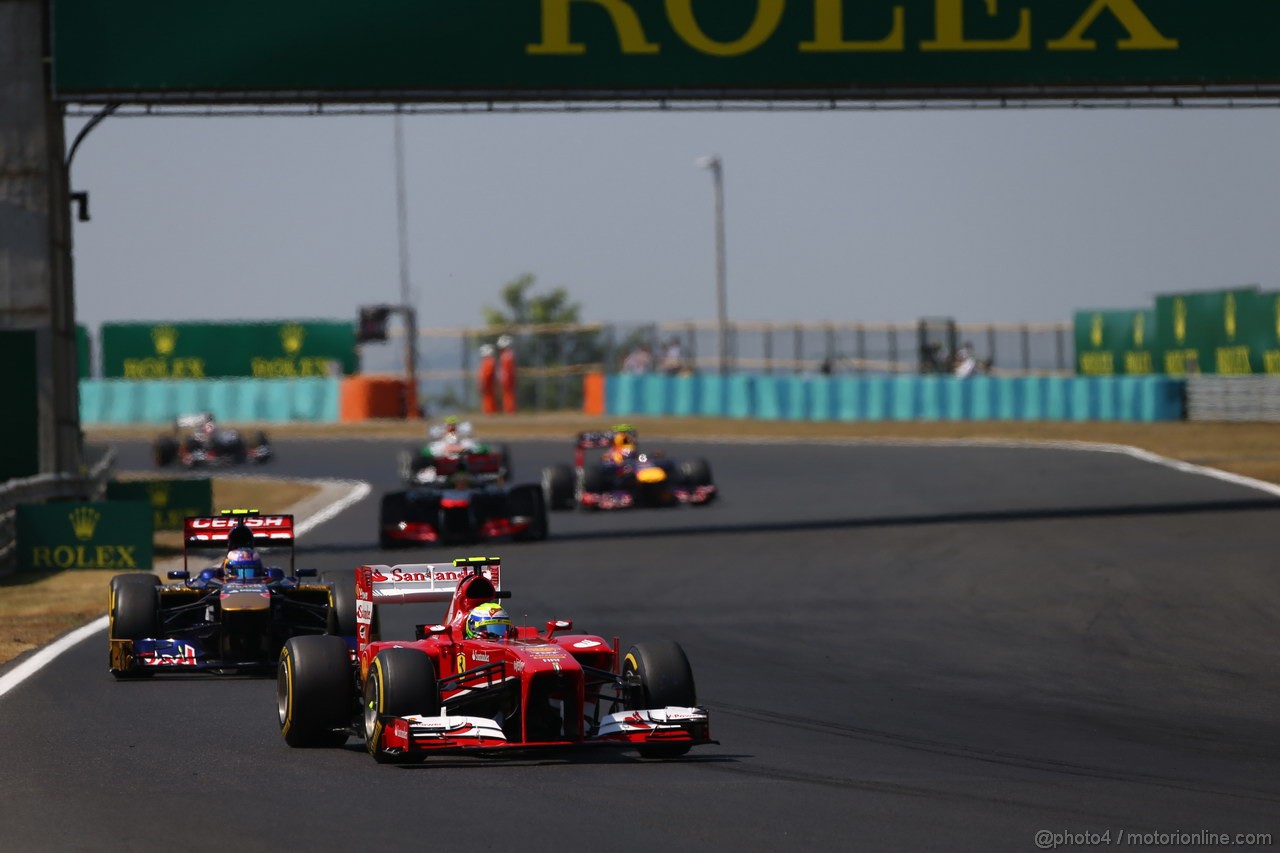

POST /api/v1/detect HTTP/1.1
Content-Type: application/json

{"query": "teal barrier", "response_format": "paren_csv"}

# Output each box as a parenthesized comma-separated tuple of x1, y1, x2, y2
(606, 374, 1184, 422)
(80, 378, 342, 424)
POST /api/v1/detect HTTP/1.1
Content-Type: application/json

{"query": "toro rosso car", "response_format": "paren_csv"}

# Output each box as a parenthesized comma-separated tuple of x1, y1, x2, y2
(541, 426, 716, 511)
(277, 556, 713, 763)
(107, 510, 358, 677)
(397, 419, 509, 487)
(153, 412, 272, 469)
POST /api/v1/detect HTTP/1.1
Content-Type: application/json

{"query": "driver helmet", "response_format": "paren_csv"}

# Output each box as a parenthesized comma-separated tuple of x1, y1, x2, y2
(224, 547, 264, 581)
(444, 415, 459, 435)
(465, 603, 512, 640)
(612, 425, 637, 455)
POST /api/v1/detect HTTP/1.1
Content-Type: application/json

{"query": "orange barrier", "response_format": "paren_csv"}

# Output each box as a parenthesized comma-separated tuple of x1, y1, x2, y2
(341, 376, 418, 421)
(582, 372, 605, 416)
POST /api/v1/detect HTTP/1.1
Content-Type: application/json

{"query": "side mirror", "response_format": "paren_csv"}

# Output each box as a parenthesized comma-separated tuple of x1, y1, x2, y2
(414, 623, 450, 640)
(546, 619, 572, 638)
(296, 568, 317, 578)
(167, 570, 189, 580)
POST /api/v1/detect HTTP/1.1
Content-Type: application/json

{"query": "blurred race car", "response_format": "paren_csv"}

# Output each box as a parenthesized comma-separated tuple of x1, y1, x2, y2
(541, 425, 716, 511)
(107, 510, 357, 677)
(277, 556, 713, 763)
(378, 477, 548, 548)
(153, 412, 272, 468)
(397, 418, 509, 486)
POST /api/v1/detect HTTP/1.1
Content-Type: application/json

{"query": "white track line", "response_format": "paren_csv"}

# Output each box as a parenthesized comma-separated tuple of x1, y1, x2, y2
(0, 478, 371, 701)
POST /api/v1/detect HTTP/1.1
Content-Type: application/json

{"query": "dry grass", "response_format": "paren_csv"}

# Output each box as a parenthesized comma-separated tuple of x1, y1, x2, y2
(0, 477, 324, 665)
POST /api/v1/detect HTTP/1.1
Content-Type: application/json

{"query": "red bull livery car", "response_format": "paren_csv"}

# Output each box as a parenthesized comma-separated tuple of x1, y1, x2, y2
(277, 556, 713, 763)
(541, 425, 716, 511)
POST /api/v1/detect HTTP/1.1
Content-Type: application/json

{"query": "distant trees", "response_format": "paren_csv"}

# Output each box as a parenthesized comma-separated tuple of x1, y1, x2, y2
(479, 274, 605, 410)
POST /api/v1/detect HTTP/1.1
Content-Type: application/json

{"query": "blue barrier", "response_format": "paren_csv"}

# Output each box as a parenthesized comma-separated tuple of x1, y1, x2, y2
(81, 378, 342, 424)
(606, 374, 1184, 422)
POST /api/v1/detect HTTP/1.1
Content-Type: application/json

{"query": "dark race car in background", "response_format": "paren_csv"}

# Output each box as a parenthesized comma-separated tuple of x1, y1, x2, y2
(382, 420, 545, 547)
(541, 427, 716, 511)
(153, 412, 272, 468)
(277, 556, 713, 763)
(107, 511, 357, 677)
(378, 481, 548, 548)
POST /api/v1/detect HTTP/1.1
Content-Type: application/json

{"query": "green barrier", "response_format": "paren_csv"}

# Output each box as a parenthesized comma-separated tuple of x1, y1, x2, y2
(606, 374, 1184, 422)
(106, 478, 213, 531)
(80, 378, 341, 424)
(16, 500, 153, 570)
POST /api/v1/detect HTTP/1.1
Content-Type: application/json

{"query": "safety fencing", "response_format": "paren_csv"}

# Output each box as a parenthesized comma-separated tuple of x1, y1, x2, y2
(602, 373, 1184, 423)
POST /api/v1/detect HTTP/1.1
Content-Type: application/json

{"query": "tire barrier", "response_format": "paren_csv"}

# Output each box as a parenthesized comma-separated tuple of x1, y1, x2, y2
(80, 378, 341, 425)
(605, 374, 1184, 422)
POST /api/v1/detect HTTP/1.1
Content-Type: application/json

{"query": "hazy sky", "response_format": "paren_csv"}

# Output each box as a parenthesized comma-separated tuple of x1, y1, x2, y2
(66, 105, 1280, 332)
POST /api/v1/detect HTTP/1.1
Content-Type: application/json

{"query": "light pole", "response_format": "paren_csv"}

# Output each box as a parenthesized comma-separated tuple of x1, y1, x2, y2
(393, 112, 419, 417)
(696, 155, 729, 374)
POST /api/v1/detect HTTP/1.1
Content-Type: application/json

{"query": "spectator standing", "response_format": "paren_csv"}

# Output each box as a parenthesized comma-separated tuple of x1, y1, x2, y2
(497, 335, 518, 414)
(622, 344, 654, 374)
(953, 342, 977, 379)
(660, 337, 684, 375)
(477, 344, 497, 414)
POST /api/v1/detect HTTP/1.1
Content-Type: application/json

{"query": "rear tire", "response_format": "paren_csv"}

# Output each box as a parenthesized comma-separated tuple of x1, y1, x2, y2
(623, 641, 698, 758)
(364, 648, 439, 763)
(153, 437, 178, 467)
(278, 635, 353, 748)
(379, 492, 408, 550)
(508, 484, 549, 542)
(323, 569, 358, 637)
(541, 464, 575, 510)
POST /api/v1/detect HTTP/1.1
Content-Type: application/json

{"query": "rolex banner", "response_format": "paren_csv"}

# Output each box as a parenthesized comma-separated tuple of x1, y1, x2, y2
(100, 321, 358, 379)
(1073, 309, 1155, 376)
(1154, 287, 1262, 376)
(17, 501, 154, 571)
(106, 479, 213, 531)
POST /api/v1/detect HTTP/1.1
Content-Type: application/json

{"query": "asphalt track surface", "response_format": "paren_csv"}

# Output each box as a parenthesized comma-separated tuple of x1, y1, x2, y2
(2, 437, 1278, 852)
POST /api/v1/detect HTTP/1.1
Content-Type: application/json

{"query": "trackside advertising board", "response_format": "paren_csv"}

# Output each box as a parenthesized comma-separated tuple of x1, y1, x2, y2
(1073, 309, 1154, 376)
(100, 321, 357, 379)
(51, 1, 1280, 102)
(1154, 287, 1261, 376)
(17, 501, 154, 571)
(106, 479, 213, 531)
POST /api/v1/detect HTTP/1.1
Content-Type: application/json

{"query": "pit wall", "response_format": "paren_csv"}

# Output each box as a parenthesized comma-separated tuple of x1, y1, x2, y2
(597, 374, 1185, 422)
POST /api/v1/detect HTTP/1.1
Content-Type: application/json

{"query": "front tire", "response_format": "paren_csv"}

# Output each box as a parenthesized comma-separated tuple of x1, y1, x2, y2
(508, 484, 549, 542)
(364, 648, 440, 763)
(278, 635, 352, 748)
(623, 641, 698, 758)
(109, 577, 159, 679)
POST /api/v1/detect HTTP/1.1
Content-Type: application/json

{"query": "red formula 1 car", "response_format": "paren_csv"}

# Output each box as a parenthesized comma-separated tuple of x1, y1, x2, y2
(277, 557, 713, 763)
(541, 425, 716, 511)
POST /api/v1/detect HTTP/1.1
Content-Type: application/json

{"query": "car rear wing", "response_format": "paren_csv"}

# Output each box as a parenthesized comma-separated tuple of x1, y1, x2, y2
(183, 510, 295, 573)
(356, 557, 501, 605)
(355, 557, 503, 654)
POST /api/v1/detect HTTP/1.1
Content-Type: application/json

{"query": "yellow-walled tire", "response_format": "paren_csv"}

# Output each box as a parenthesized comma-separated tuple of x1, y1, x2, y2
(363, 648, 438, 764)
(278, 635, 352, 748)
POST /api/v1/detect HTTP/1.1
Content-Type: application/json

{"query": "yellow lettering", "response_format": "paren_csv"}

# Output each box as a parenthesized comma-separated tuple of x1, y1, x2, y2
(801, 1, 904, 53)
(1214, 346, 1252, 375)
(665, 0, 785, 57)
(527, 0, 659, 55)
(123, 358, 169, 378)
(1123, 351, 1152, 375)
(53, 546, 76, 569)
(32, 546, 52, 568)
(1047, 0, 1177, 50)
(1265, 351, 1280, 375)
(1078, 351, 1114, 375)
(1163, 348, 1199, 376)
(922, 0, 1031, 52)
(115, 546, 138, 569)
